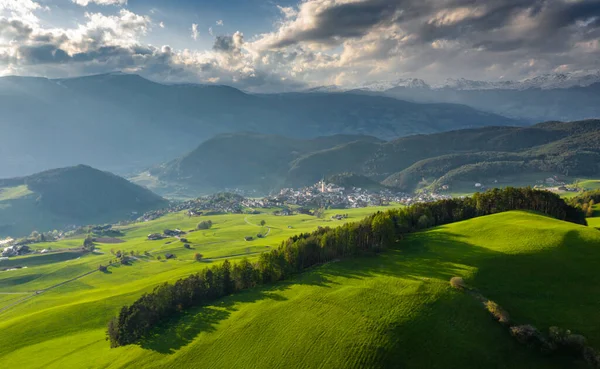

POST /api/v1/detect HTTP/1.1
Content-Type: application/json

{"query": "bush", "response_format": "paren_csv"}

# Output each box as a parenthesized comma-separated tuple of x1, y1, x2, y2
(184, 244, 191, 249)
(510, 325, 553, 352)
(449, 277, 467, 290)
(583, 346, 600, 367)
(485, 301, 510, 324)
(197, 220, 213, 230)
(83, 236, 95, 251)
(194, 253, 203, 262)
(548, 327, 588, 355)
(98, 265, 108, 272)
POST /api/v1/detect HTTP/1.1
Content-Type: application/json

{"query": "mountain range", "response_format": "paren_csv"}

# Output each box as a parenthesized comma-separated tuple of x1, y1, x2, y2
(149, 120, 600, 195)
(0, 73, 519, 178)
(327, 72, 600, 123)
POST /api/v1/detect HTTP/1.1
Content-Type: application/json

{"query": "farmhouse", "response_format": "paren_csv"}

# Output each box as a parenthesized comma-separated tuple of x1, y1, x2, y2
(147, 233, 163, 240)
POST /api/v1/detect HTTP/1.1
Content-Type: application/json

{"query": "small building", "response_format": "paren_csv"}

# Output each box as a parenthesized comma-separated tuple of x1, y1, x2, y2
(147, 233, 163, 241)
(165, 253, 175, 259)
(475, 183, 482, 188)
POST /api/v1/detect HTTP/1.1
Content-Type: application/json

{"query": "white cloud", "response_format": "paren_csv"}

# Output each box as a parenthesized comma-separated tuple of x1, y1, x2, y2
(216, 20, 223, 26)
(159, 21, 164, 28)
(1, 0, 600, 92)
(191, 23, 198, 40)
(72, 0, 127, 6)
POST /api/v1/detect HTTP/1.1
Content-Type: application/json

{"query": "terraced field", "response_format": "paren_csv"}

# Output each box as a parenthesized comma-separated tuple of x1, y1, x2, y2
(1, 209, 599, 368)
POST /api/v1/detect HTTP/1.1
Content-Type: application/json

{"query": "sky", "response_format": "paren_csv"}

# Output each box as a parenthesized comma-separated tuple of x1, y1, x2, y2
(0, 0, 599, 91)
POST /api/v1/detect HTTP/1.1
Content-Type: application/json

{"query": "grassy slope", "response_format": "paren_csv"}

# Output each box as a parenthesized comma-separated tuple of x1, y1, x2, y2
(0, 211, 599, 368)
(579, 180, 600, 190)
(0, 185, 33, 201)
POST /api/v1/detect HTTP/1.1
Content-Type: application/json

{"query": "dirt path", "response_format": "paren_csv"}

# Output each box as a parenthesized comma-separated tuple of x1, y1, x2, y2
(244, 215, 271, 236)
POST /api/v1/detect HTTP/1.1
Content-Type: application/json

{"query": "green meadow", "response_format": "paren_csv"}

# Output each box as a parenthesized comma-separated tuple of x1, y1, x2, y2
(579, 180, 600, 190)
(1, 207, 599, 368)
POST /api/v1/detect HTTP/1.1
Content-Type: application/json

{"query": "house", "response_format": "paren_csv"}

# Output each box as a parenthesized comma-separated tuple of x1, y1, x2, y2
(165, 253, 175, 259)
(163, 229, 184, 237)
(475, 183, 482, 188)
(147, 233, 163, 241)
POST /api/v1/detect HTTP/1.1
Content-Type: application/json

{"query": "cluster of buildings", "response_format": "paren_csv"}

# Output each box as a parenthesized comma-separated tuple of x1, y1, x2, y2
(135, 180, 453, 224)
(270, 181, 451, 209)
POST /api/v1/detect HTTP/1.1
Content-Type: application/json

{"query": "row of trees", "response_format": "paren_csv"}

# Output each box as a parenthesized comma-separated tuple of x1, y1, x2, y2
(106, 187, 586, 347)
(569, 190, 600, 217)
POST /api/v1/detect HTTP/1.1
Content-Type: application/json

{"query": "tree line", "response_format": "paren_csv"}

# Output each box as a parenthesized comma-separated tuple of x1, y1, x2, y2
(569, 190, 600, 217)
(106, 187, 586, 347)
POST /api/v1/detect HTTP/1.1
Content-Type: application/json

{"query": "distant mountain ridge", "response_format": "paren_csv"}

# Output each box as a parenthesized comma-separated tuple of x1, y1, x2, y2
(340, 71, 600, 92)
(0, 165, 167, 237)
(149, 120, 600, 195)
(0, 73, 519, 178)
(304, 72, 600, 123)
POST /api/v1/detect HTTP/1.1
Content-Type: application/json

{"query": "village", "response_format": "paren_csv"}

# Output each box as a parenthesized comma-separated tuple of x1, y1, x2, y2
(138, 180, 453, 222)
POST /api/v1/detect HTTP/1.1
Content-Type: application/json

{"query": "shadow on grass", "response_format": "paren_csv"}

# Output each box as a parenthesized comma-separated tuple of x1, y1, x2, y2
(138, 272, 337, 354)
(138, 225, 600, 360)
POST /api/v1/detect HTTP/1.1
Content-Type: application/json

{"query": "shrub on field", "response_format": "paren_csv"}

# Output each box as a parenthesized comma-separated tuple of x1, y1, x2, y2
(197, 220, 213, 230)
(548, 327, 588, 354)
(510, 325, 551, 351)
(583, 346, 600, 368)
(449, 277, 467, 290)
(485, 301, 510, 324)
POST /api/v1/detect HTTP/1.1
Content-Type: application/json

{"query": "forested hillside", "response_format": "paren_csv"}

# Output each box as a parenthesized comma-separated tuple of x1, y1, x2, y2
(0, 165, 167, 237)
(151, 120, 600, 193)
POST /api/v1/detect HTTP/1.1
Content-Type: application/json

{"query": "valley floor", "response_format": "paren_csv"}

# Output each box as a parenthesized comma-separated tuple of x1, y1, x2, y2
(0, 210, 599, 368)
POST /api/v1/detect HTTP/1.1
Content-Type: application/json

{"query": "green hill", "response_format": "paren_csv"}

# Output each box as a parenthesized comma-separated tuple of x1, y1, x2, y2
(0, 165, 167, 237)
(149, 120, 600, 194)
(0, 209, 598, 368)
(151, 133, 383, 194)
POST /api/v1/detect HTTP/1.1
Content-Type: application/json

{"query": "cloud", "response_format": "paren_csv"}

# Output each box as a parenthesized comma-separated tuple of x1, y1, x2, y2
(72, 0, 127, 6)
(159, 21, 164, 28)
(191, 23, 198, 40)
(1, 0, 600, 92)
(248, 0, 600, 85)
(216, 20, 223, 26)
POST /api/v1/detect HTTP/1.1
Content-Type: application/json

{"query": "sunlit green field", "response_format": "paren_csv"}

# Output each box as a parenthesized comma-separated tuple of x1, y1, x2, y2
(578, 179, 600, 190)
(0, 185, 33, 201)
(1, 208, 599, 368)
(588, 205, 600, 228)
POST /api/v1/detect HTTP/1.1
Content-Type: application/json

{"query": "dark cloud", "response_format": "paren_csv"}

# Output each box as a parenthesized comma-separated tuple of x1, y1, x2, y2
(213, 35, 236, 52)
(0, 19, 33, 41)
(18, 44, 70, 64)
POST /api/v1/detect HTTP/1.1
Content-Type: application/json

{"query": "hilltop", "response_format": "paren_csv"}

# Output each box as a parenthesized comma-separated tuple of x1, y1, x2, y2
(0, 165, 167, 237)
(148, 120, 600, 194)
(0, 73, 518, 178)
